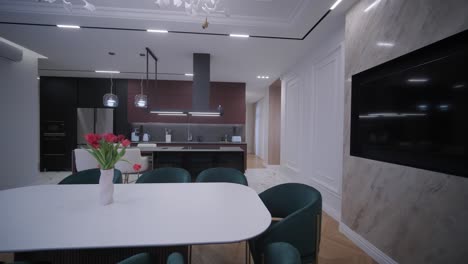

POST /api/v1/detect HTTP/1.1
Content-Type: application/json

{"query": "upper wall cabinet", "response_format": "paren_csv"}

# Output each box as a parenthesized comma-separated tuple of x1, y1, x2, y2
(77, 78, 110, 108)
(40, 77, 77, 120)
(127, 80, 246, 124)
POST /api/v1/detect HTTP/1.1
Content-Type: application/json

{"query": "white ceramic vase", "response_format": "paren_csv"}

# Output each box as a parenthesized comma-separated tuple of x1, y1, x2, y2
(99, 169, 114, 205)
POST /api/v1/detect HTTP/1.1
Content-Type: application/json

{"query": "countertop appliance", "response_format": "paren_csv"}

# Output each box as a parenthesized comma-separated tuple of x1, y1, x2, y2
(77, 108, 114, 146)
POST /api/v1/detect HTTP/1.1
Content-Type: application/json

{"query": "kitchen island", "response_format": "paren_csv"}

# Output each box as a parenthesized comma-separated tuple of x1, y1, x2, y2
(137, 146, 246, 179)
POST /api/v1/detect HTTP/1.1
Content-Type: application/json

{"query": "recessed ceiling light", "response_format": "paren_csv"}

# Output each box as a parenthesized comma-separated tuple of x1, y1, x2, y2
(37, 77, 40, 80)
(364, 0, 382, 12)
(185, 73, 194, 77)
(330, 0, 343, 10)
(229, 34, 250, 38)
(377, 42, 394, 47)
(57, 24, 80, 29)
(147, 29, 169, 33)
(95, 70, 120, 74)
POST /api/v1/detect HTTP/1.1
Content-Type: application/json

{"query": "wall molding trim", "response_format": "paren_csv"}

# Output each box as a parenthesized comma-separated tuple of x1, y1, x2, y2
(339, 223, 398, 264)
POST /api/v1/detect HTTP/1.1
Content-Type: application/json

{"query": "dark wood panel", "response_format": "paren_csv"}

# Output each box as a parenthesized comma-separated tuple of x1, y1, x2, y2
(127, 80, 246, 124)
(268, 79, 281, 165)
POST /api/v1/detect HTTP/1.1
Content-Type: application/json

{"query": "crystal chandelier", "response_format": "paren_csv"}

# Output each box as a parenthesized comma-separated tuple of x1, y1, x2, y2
(155, 0, 230, 17)
(41, 0, 96, 12)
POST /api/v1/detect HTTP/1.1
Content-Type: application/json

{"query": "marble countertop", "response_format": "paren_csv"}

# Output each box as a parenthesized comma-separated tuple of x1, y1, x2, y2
(132, 141, 246, 145)
(138, 146, 244, 152)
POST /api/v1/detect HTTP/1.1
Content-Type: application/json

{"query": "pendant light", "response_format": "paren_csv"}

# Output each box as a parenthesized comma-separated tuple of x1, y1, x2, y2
(103, 74, 119, 107)
(134, 78, 148, 108)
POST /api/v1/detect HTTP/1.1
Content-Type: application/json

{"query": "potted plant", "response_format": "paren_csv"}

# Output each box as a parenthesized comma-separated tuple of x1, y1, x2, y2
(85, 133, 141, 205)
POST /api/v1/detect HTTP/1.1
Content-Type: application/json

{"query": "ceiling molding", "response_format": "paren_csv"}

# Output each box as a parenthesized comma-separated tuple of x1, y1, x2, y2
(0, 0, 303, 29)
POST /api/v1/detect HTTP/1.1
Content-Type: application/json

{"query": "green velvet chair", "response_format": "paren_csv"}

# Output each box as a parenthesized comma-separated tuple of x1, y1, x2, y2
(117, 253, 153, 264)
(264, 242, 302, 264)
(166, 252, 185, 264)
(249, 183, 322, 264)
(135, 168, 191, 184)
(58, 168, 122, 184)
(196, 167, 248, 186)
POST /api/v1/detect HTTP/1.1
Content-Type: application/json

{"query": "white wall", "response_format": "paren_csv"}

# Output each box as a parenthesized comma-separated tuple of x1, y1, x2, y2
(0, 45, 41, 190)
(280, 26, 345, 220)
(245, 103, 255, 154)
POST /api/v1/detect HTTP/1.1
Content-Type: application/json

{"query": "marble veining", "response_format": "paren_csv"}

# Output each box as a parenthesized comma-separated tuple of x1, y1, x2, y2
(342, 0, 468, 263)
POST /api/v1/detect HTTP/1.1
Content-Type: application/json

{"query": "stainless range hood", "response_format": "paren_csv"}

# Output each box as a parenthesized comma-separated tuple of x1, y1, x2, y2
(151, 53, 223, 117)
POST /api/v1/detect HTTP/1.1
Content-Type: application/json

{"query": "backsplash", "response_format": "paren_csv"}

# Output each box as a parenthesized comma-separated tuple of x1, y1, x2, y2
(131, 123, 245, 142)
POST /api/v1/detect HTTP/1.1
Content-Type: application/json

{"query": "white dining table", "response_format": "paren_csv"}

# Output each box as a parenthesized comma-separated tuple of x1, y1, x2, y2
(0, 183, 271, 253)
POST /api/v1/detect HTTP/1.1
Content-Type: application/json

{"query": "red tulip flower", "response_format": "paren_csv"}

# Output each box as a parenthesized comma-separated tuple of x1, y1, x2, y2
(121, 139, 131, 147)
(133, 163, 142, 172)
(117, 134, 126, 142)
(103, 133, 118, 143)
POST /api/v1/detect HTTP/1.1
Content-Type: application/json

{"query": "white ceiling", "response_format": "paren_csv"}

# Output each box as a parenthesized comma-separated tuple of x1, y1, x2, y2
(0, 0, 357, 102)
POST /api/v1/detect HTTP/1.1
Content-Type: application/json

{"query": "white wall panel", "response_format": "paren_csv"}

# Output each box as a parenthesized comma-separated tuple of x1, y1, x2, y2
(280, 27, 345, 220)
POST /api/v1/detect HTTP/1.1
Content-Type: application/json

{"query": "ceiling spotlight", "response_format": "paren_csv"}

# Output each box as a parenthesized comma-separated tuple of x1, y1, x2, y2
(95, 70, 120, 74)
(230, 34, 250, 38)
(377, 42, 394, 47)
(147, 29, 169, 33)
(364, 0, 382, 12)
(330, 0, 343, 10)
(57, 24, 80, 29)
(257, 75, 270, 79)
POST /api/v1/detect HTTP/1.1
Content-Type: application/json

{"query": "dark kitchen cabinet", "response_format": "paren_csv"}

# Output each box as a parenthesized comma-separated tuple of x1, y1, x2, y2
(40, 77, 130, 171)
(40, 77, 77, 171)
(77, 78, 110, 108)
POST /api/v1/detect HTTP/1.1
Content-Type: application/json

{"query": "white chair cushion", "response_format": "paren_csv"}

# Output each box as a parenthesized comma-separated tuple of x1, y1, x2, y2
(74, 149, 99, 172)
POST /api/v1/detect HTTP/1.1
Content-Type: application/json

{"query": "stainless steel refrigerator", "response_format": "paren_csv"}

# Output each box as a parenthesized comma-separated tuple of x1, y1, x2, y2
(77, 108, 114, 146)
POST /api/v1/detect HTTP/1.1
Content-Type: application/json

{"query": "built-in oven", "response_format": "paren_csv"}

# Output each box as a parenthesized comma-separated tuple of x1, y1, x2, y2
(41, 120, 67, 171)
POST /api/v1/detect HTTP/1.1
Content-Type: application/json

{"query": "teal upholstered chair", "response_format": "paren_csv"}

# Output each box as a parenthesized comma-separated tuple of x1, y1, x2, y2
(249, 183, 322, 264)
(58, 168, 122, 184)
(117, 253, 153, 264)
(166, 252, 185, 264)
(264, 242, 301, 264)
(196, 167, 248, 186)
(136, 168, 191, 184)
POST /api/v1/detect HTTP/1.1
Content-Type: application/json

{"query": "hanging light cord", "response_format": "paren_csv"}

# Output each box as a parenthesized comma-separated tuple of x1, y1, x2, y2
(140, 78, 144, 95)
(110, 73, 114, 94)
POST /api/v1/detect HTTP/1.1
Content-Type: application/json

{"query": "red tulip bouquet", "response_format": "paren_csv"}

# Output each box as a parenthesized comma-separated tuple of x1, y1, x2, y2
(84, 133, 132, 170)
(84, 133, 140, 205)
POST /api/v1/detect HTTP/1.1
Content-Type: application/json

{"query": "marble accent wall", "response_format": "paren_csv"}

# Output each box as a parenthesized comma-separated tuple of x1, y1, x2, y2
(342, 0, 468, 263)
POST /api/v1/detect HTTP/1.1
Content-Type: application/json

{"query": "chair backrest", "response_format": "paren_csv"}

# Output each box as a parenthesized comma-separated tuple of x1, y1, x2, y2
(136, 168, 191, 184)
(196, 167, 248, 186)
(115, 148, 143, 174)
(59, 168, 122, 184)
(259, 183, 321, 219)
(264, 242, 301, 264)
(74, 149, 99, 172)
(167, 252, 185, 264)
(117, 253, 153, 264)
(256, 183, 322, 262)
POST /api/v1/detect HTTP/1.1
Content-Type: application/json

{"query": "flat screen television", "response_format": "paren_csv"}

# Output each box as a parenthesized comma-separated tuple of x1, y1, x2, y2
(351, 29, 467, 177)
